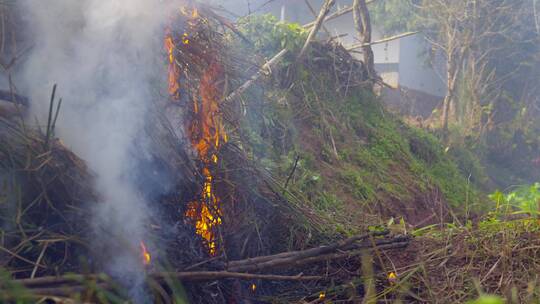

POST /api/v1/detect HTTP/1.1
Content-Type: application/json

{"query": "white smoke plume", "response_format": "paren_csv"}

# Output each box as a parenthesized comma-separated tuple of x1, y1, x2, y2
(19, 0, 181, 300)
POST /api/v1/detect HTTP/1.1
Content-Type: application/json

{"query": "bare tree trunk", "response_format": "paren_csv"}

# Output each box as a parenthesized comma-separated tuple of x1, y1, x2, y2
(353, 0, 376, 78)
(441, 64, 454, 134)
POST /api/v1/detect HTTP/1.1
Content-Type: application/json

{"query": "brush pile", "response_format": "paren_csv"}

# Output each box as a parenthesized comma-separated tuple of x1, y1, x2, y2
(0, 3, 413, 303)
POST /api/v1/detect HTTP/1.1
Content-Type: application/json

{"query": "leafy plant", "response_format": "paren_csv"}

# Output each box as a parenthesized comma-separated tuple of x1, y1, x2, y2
(490, 183, 540, 216)
(466, 294, 504, 304)
(238, 14, 307, 57)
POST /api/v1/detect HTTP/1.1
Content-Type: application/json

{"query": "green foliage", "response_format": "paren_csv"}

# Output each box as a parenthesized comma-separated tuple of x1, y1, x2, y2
(370, 0, 417, 35)
(490, 183, 540, 216)
(372, 0, 540, 191)
(406, 127, 441, 165)
(448, 143, 489, 189)
(0, 268, 32, 303)
(234, 16, 481, 236)
(314, 191, 344, 213)
(237, 14, 307, 57)
(466, 295, 504, 304)
(338, 166, 376, 202)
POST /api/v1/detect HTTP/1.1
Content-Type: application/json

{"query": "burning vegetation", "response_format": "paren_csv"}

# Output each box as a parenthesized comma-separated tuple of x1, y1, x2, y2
(165, 5, 226, 256)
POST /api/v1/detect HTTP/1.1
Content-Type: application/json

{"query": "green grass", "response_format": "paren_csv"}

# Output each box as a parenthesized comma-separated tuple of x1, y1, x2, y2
(235, 15, 480, 236)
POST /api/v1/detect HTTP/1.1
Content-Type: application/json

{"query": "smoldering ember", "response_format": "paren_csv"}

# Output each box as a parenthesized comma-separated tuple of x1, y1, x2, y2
(1, 0, 540, 303)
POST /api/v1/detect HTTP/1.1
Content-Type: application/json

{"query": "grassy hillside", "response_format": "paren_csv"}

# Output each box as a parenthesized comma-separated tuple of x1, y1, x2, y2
(235, 15, 480, 235)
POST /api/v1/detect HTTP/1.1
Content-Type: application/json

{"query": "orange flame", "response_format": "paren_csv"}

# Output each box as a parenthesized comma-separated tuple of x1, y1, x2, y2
(164, 34, 181, 99)
(184, 61, 226, 256)
(140, 241, 151, 266)
(165, 5, 226, 256)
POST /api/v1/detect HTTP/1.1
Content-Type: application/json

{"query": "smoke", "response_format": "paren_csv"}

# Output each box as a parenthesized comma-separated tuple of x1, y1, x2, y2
(19, 0, 180, 300)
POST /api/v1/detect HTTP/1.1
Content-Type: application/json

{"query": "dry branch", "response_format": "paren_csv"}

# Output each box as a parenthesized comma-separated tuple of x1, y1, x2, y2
(303, 0, 377, 29)
(16, 233, 409, 293)
(155, 271, 322, 282)
(297, 0, 336, 61)
(304, 0, 331, 36)
(346, 31, 419, 50)
(227, 230, 389, 267)
(16, 271, 323, 298)
(227, 235, 409, 272)
(224, 48, 288, 103)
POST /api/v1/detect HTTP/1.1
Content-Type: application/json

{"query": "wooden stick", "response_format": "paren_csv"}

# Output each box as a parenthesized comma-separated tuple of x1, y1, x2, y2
(297, 0, 336, 61)
(17, 271, 322, 290)
(282, 241, 410, 269)
(0, 245, 47, 269)
(224, 48, 288, 103)
(228, 239, 408, 272)
(304, 0, 331, 36)
(227, 230, 389, 267)
(303, 0, 378, 29)
(346, 31, 419, 50)
(284, 155, 300, 189)
(155, 271, 322, 282)
(30, 242, 49, 279)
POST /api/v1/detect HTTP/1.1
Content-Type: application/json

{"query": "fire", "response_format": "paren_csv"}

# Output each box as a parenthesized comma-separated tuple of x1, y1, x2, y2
(185, 61, 226, 256)
(164, 34, 181, 99)
(140, 241, 151, 266)
(185, 171, 222, 255)
(165, 5, 226, 256)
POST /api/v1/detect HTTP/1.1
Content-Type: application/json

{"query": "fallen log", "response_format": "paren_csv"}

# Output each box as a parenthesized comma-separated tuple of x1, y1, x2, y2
(227, 230, 389, 267)
(228, 237, 409, 272)
(155, 271, 322, 282)
(15, 271, 323, 298)
(15, 234, 409, 297)
(16, 271, 322, 288)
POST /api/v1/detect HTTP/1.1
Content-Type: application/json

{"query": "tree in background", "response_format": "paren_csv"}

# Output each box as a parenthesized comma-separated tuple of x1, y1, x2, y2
(352, 0, 376, 79)
(373, 0, 538, 135)
(371, 0, 540, 186)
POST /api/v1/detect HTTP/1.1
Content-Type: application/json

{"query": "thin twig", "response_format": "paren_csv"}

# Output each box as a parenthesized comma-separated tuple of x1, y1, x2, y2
(30, 242, 49, 279)
(284, 155, 300, 189)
